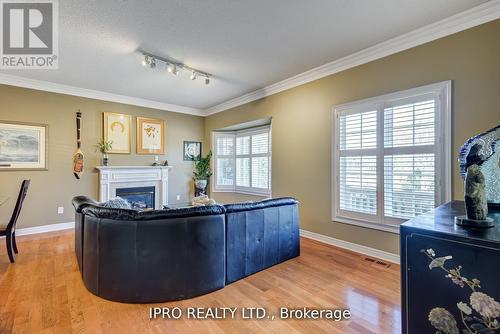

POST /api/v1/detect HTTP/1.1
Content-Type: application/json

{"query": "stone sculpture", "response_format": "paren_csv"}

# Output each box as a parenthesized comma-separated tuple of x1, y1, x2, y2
(464, 165, 488, 221)
(459, 124, 500, 208)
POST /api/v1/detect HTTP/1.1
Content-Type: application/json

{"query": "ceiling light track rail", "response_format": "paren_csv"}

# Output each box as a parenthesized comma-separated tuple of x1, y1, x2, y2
(141, 52, 212, 85)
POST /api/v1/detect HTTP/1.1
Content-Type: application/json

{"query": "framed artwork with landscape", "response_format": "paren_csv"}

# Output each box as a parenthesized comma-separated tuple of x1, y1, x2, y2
(136, 117, 166, 154)
(0, 121, 48, 171)
(183, 141, 202, 161)
(103, 112, 131, 154)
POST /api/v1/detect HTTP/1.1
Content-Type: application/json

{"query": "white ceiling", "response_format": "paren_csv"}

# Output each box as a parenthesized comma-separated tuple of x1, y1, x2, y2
(0, 0, 493, 114)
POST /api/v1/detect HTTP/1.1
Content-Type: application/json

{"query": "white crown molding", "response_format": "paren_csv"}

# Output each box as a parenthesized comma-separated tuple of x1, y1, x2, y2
(0, 73, 205, 116)
(205, 0, 500, 115)
(300, 229, 400, 264)
(0, 222, 75, 239)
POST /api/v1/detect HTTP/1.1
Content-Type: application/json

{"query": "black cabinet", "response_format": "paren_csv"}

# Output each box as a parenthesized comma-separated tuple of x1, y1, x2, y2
(401, 201, 500, 334)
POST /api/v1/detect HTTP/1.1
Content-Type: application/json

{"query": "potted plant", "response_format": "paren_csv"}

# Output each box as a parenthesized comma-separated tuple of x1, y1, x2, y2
(193, 150, 213, 196)
(94, 140, 113, 166)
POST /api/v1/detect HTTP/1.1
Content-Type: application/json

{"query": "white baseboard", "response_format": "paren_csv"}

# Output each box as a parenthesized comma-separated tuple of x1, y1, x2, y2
(9, 222, 75, 237)
(300, 229, 400, 264)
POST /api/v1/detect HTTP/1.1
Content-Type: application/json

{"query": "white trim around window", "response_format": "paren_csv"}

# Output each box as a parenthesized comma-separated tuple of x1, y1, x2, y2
(332, 81, 452, 234)
(212, 125, 272, 196)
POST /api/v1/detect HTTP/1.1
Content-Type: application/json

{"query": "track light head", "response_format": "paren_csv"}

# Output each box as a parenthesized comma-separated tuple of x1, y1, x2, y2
(190, 71, 197, 80)
(205, 77, 210, 85)
(142, 55, 156, 69)
(169, 64, 179, 75)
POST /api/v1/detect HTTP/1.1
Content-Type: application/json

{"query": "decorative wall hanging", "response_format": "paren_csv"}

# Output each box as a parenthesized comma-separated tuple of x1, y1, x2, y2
(73, 111, 84, 179)
(136, 117, 165, 154)
(0, 120, 48, 171)
(183, 141, 202, 161)
(103, 112, 131, 154)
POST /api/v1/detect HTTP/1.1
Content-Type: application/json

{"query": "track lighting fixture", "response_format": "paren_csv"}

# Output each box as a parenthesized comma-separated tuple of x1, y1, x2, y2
(140, 52, 211, 85)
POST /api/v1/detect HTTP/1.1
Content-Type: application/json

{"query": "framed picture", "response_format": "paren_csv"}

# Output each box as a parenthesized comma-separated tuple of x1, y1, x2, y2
(137, 117, 165, 154)
(103, 112, 131, 154)
(183, 141, 202, 161)
(0, 121, 48, 171)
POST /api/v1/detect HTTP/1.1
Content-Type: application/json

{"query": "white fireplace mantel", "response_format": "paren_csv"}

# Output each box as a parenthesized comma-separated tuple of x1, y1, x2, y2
(96, 166, 172, 209)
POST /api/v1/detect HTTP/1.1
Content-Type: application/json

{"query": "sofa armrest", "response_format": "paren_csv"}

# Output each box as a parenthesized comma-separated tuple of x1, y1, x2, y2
(72, 196, 99, 213)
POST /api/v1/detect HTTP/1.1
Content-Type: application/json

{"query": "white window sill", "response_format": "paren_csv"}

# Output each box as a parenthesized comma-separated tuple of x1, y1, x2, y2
(332, 216, 401, 234)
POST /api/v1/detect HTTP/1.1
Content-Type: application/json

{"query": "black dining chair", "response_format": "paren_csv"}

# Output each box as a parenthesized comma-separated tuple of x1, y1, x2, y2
(0, 180, 30, 263)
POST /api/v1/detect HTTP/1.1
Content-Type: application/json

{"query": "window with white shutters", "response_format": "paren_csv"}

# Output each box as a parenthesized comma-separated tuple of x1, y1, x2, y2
(213, 126, 271, 195)
(214, 134, 235, 190)
(333, 82, 451, 232)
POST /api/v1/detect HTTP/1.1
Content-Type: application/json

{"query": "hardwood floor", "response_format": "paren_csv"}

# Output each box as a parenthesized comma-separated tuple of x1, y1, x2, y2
(0, 231, 401, 333)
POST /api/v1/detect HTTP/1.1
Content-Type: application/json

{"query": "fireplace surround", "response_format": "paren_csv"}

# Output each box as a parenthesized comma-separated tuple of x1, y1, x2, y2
(96, 166, 172, 209)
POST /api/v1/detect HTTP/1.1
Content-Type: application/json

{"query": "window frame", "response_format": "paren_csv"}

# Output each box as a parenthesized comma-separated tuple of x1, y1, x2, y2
(332, 81, 452, 234)
(212, 125, 272, 196)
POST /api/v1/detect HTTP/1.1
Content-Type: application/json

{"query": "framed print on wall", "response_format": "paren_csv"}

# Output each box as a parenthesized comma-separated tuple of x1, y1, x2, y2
(0, 121, 48, 171)
(183, 141, 202, 161)
(103, 112, 131, 154)
(136, 117, 166, 154)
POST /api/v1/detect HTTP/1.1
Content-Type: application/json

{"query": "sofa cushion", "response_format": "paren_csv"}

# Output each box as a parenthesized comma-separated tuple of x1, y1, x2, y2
(101, 197, 132, 209)
(224, 197, 298, 213)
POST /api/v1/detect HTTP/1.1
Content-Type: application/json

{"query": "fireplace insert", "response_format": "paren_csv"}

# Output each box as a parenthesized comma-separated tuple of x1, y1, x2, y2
(116, 186, 155, 210)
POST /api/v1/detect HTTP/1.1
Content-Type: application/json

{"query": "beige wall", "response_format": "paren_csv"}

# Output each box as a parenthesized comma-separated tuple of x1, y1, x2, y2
(205, 20, 500, 254)
(0, 85, 204, 228)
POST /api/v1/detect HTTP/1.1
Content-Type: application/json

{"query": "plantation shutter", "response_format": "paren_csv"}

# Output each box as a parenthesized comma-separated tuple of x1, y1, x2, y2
(338, 110, 378, 217)
(214, 133, 235, 189)
(213, 126, 271, 195)
(334, 83, 449, 229)
(250, 132, 270, 190)
(383, 98, 436, 220)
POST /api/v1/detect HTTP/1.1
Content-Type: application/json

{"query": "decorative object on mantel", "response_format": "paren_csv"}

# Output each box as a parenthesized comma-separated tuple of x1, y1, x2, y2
(137, 117, 166, 154)
(0, 120, 48, 171)
(94, 140, 113, 166)
(422, 248, 500, 334)
(151, 155, 159, 166)
(193, 150, 213, 196)
(151, 156, 168, 167)
(103, 112, 131, 154)
(73, 111, 84, 179)
(459, 124, 500, 209)
(183, 141, 202, 161)
(191, 194, 216, 207)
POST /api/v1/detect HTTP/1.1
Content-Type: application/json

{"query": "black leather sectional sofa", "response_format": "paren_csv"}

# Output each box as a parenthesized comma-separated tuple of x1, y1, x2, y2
(72, 196, 300, 303)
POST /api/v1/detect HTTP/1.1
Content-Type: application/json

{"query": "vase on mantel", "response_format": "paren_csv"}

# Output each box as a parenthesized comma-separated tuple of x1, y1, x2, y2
(102, 153, 109, 166)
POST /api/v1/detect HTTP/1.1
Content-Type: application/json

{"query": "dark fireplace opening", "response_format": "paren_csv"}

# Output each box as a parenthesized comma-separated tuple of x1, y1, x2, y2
(116, 186, 155, 210)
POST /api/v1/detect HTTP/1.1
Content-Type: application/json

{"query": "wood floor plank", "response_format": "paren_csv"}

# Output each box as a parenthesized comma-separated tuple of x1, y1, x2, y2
(0, 231, 401, 333)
